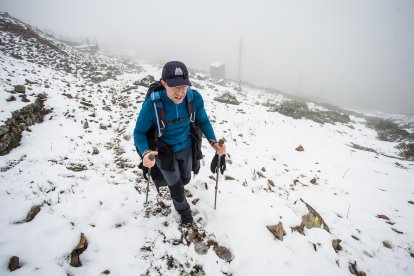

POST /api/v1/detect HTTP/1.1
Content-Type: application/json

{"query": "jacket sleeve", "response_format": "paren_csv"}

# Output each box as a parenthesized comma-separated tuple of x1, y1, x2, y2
(133, 99, 155, 155)
(193, 91, 217, 142)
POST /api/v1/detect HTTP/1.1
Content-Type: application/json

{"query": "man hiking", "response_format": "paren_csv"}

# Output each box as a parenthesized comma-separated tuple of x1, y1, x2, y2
(134, 61, 226, 226)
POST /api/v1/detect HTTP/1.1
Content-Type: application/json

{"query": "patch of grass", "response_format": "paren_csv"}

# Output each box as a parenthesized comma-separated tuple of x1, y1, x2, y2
(366, 117, 413, 142)
(396, 143, 414, 161)
(268, 100, 350, 125)
(213, 92, 240, 105)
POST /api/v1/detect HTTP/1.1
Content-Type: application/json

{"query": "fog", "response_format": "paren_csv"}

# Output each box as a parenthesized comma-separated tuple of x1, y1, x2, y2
(1, 0, 413, 114)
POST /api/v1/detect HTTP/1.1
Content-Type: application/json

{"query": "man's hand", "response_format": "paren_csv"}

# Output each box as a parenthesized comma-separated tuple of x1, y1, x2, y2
(213, 142, 226, 156)
(143, 151, 158, 168)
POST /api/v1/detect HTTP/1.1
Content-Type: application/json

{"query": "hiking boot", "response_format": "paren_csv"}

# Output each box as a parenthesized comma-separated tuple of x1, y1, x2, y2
(180, 209, 193, 227)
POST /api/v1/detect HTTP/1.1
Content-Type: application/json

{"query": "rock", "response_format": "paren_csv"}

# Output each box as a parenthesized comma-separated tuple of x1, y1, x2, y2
(268, 179, 275, 187)
(383, 241, 392, 249)
(332, 239, 342, 253)
(135, 75, 155, 87)
(92, 147, 100, 155)
(267, 221, 286, 241)
(70, 233, 88, 267)
(300, 198, 330, 233)
(83, 120, 89, 129)
(194, 242, 209, 255)
(25, 79, 37, 85)
(391, 228, 403, 234)
(80, 101, 94, 108)
(14, 85, 26, 93)
(310, 177, 317, 185)
(101, 269, 110, 274)
(26, 205, 41, 222)
(302, 212, 322, 229)
(189, 264, 205, 276)
(213, 245, 233, 262)
(376, 214, 390, 220)
(99, 123, 107, 130)
(6, 95, 16, 102)
(348, 261, 366, 276)
(224, 175, 235, 181)
(290, 224, 305, 235)
(295, 145, 304, 151)
(20, 94, 30, 102)
(66, 163, 87, 172)
(257, 171, 266, 178)
(8, 256, 20, 271)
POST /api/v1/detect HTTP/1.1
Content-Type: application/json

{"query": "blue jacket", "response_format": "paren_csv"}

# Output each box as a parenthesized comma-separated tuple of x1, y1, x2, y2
(134, 88, 217, 154)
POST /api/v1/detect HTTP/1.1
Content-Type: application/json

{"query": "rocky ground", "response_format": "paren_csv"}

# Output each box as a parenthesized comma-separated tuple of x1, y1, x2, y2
(1, 12, 414, 276)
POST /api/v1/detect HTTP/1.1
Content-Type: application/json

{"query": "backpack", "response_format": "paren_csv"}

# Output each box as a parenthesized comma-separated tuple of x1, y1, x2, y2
(137, 81, 203, 192)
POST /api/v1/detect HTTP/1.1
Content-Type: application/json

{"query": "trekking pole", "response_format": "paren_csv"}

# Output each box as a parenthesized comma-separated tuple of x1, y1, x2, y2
(214, 140, 225, 210)
(145, 154, 155, 204)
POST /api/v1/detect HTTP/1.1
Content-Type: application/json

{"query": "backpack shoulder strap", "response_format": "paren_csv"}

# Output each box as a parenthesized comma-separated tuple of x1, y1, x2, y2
(186, 88, 195, 122)
(149, 91, 166, 137)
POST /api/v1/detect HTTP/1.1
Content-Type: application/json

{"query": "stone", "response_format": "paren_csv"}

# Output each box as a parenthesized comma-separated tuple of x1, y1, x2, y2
(66, 163, 87, 172)
(26, 205, 41, 222)
(302, 212, 322, 229)
(70, 233, 88, 267)
(194, 242, 209, 255)
(92, 147, 100, 155)
(376, 214, 390, 220)
(300, 198, 330, 233)
(290, 224, 305, 235)
(267, 221, 286, 241)
(295, 145, 304, 151)
(6, 95, 16, 102)
(332, 239, 342, 253)
(213, 245, 233, 262)
(8, 256, 20, 271)
(14, 85, 26, 93)
(383, 241, 392, 249)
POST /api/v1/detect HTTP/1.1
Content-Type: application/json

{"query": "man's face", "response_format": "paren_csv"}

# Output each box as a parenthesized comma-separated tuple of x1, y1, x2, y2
(162, 80, 187, 104)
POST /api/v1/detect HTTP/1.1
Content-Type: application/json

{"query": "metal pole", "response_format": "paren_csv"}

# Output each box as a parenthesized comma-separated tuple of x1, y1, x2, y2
(145, 154, 155, 204)
(214, 140, 225, 210)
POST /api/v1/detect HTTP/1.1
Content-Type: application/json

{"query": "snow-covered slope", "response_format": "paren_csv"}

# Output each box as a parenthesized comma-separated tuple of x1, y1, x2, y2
(1, 14, 414, 276)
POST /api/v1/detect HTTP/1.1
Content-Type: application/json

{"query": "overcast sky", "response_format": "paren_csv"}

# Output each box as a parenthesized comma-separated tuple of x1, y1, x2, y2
(1, 0, 413, 114)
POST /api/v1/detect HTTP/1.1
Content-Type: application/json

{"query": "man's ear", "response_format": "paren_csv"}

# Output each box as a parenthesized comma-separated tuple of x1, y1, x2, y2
(160, 80, 167, 88)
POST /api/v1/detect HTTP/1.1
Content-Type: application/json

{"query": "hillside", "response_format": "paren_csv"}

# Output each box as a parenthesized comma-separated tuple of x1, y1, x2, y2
(1, 13, 414, 276)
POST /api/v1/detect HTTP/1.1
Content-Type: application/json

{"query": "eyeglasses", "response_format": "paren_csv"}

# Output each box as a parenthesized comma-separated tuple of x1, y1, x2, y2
(171, 85, 187, 94)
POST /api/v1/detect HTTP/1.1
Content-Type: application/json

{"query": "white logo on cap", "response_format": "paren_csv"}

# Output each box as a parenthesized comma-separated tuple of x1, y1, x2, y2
(175, 67, 183, 76)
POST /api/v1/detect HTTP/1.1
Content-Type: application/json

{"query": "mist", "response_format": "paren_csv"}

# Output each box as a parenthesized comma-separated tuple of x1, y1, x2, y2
(1, 0, 413, 114)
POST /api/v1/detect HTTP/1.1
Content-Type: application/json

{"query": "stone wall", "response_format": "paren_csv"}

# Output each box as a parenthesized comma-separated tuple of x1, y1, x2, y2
(0, 94, 50, 155)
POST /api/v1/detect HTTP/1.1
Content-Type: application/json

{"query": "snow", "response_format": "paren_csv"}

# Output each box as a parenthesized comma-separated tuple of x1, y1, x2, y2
(1, 16, 414, 276)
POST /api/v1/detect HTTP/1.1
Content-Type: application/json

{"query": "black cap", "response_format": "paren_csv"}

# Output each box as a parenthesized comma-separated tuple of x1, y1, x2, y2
(162, 61, 192, 87)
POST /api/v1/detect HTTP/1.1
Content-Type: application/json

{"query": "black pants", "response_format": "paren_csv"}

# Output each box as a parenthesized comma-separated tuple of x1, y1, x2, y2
(156, 146, 192, 213)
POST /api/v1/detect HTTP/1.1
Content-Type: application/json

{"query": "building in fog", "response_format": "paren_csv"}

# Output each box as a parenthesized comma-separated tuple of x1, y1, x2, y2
(209, 62, 225, 79)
